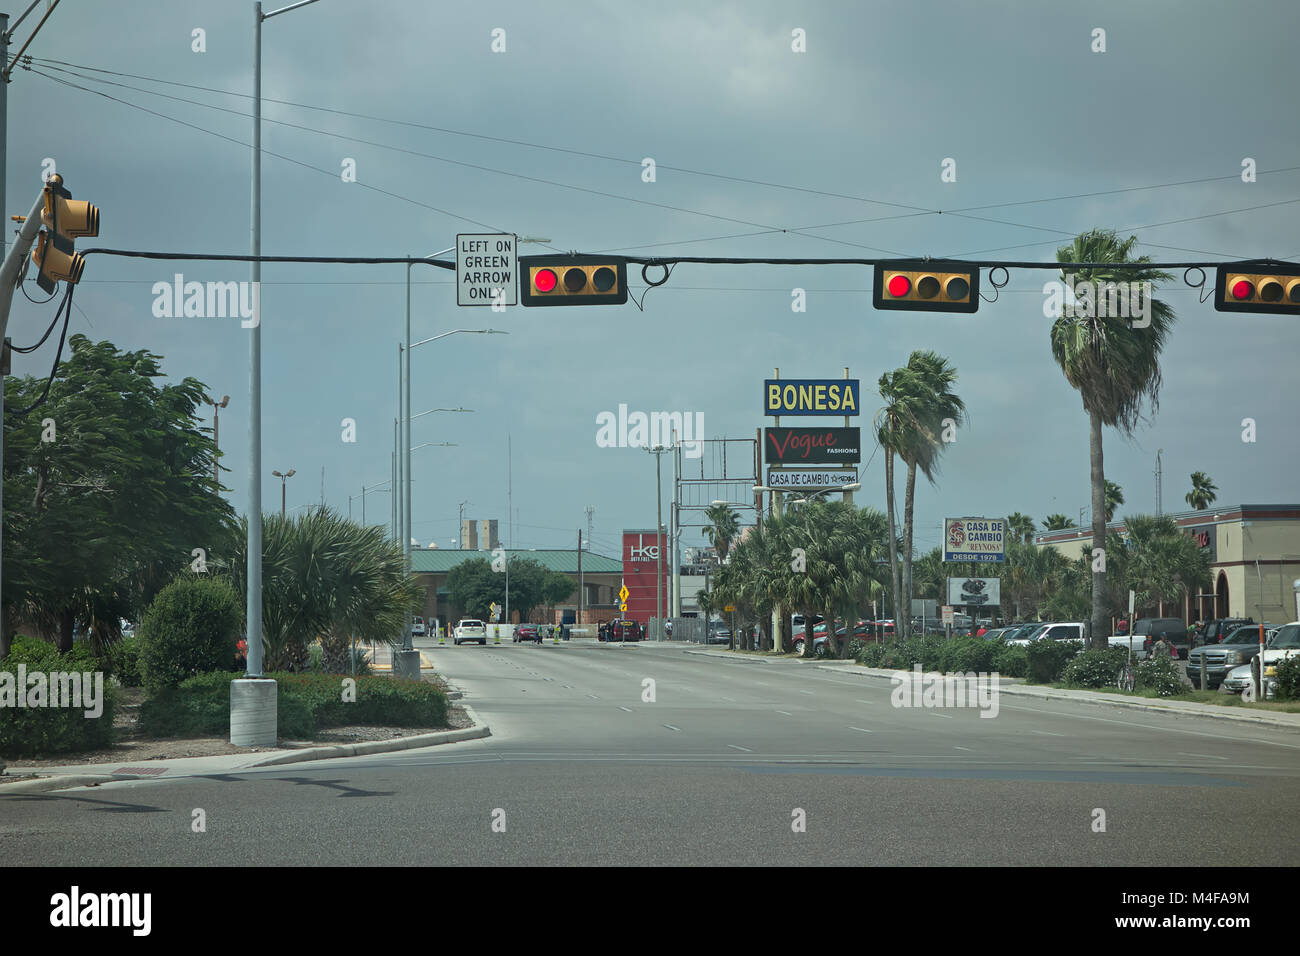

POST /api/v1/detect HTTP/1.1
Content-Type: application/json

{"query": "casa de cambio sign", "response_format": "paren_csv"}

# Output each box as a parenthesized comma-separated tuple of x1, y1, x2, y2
(944, 518, 1006, 563)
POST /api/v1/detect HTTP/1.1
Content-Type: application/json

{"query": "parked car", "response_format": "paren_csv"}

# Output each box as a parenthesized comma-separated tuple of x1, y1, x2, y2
(835, 621, 881, 645)
(412, 616, 426, 637)
(1132, 617, 1189, 659)
(1005, 622, 1054, 646)
(707, 624, 732, 645)
(1197, 617, 1255, 647)
(608, 619, 641, 642)
(1108, 632, 1150, 659)
(454, 618, 487, 646)
(1186, 626, 1269, 689)
(1221, 662, 1256, 694)
(514, 623, 541, 643)
(1253, 621, 1300, 673)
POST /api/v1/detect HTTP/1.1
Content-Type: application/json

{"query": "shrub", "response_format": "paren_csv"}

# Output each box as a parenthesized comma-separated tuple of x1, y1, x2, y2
(139, 576, 243, 690)
(1135, 654, 1183, 697)
(857, 643, 888, 667)
(1025, 640, 1082, 683)
(993, 643, 1028, 678)
(0, 640, 117, 758)
(1062, 647, 1131, 688)
(939, 637, 999, 675)
(138, 671, 448, 739)
(1275, 657, 1300, 701)
(106, 635, 145, 687)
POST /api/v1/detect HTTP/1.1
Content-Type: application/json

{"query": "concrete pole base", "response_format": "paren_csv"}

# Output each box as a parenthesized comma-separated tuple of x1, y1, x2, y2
(230, 678, 277, 747)
(393, 649, 422, 680)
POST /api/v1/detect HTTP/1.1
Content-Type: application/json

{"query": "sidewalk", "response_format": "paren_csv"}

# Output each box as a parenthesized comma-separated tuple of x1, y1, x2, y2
(0, 705, 490, 795)
(682, 647, 1300, 729)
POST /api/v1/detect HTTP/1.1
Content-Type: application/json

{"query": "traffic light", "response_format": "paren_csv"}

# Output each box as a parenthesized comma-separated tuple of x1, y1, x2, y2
(873, 260, 980, 313)
(519, 254, 627, 307)
(30, 174, 99, 293)
(1214, 262, 1300, 314)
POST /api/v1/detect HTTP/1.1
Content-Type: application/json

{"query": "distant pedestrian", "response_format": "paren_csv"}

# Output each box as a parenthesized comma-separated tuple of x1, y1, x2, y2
(1117, 618, 1129, 635)
(1152, 633, 1172, 660)
(976, 624, 987, 638)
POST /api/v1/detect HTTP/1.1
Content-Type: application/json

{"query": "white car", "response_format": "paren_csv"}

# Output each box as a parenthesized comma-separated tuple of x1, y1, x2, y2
(412, 617, 426, 637)
(454, 619, 487, 646)
(1007, 622, 1086, 647)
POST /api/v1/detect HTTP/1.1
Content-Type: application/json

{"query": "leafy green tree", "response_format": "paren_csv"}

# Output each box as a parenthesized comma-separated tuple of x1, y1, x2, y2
(1050, 229, 1175, 648)
(703, 502, 741, 565)
(1185, 472, 1217, 511)
(1005, 512, 1037, 544)
(1043, 514, 1073, 531)
(2, 335, 237, 658)
(138, 575, 243, 689)
(446, 558, 500, 620)
(1104, 480, 1125, 522)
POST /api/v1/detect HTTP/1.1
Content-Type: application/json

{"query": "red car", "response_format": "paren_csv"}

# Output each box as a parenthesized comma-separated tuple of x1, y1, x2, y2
(514, 624, 541, 643)
(607, 619, 641, 642)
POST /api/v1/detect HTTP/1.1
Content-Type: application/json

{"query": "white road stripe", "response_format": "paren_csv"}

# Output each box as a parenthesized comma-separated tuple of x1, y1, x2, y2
(855, 699, 875, 704)
(1031, 730, 1065, 737)
(954, 746, 973, 752)
(587, 694, 600, 699)
(931, 713, 954, 719)
(775, 710, 793, 716)
(727, 744, 753, 752)
(662, 724, 681, 732)
(618, 706, 633, 712)
(1178, 751, 1228, 760)
(848, 726, 873, 734)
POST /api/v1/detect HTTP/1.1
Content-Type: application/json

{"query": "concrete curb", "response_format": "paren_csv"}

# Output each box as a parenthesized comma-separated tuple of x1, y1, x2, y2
(0, 705, 491, 794)
(816, 664, 1300, 730)
(684, 649, 773, 663)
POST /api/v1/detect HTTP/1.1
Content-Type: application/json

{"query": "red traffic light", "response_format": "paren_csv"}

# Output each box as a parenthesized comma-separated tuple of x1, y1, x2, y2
(1215, 263, 1300, 314)
(520, 255, 628, 307)
(873, 260, 979, 313)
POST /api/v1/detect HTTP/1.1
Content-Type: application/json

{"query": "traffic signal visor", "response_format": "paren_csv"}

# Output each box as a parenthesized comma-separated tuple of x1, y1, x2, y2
(520, 255, 628, 306)
(873, 261, 979, 313)
(1215, 263, 1300, 314)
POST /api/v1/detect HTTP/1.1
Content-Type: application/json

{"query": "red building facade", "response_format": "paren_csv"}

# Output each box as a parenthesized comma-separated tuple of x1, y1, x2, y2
(621, 529, 670, 624)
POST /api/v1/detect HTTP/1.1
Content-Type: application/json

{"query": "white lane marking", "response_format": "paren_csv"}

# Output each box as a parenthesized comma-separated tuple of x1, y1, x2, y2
(720, 696, 735, 702)
(775, 710, 793, 716)
(1031, 730, 1065, 737)
(855, 699, 875, 705)
(586, 694, 600, 699)
(1178, 751, 1228, 760)
(931, 713, 954, 719)
(727, 744, 753, 752)
(618, 706, 633, 712)
(848, 726, 873, 734)
(798, 690, 815, 695)
(662, 724, 681, 732)
(954, 746, 973, 752)
(996, 701, 1300, 751)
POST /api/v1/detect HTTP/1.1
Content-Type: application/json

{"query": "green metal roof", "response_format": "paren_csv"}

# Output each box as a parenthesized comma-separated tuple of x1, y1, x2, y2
(411, 549, 621, 574)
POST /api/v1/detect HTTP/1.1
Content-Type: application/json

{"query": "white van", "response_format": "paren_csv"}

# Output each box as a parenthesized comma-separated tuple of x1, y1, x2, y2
(412, 616, 426, 636)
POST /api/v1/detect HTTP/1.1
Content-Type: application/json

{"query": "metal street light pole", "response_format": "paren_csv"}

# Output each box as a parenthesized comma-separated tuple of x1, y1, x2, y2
(247, 0, 322, 689)
(271, 468, 295, 519)
(647, 445, 669, 639)
(206, 394, 230, 488)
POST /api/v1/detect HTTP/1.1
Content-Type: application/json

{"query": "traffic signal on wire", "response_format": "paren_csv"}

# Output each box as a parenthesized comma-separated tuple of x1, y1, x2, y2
(519, 255, 628, 307)
(1214, 262, 1300, 314)
(873, 260, 979, 313)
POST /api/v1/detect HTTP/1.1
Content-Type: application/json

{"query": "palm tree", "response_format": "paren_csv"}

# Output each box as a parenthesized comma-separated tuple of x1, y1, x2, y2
(1050, 228, 1175, 648)
(1005, 512, 1037, 544)
(1104, 480, 1124, 522)
(1043, 513, 1072, 531)
(702, 502, 741, 566)
(1185, 472, 1217, 511)
(1120, 514, 1211, 618)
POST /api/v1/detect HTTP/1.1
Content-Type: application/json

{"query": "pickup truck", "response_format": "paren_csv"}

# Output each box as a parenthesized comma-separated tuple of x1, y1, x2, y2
(1107, 633, 1149, 660)
(1186, 624, 1270, 689)
(454, 618, 487, 646)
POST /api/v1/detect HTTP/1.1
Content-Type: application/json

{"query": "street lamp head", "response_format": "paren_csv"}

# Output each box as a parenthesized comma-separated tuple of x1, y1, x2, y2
(286, 468, 296, 478)
(219, 395, 230, 408)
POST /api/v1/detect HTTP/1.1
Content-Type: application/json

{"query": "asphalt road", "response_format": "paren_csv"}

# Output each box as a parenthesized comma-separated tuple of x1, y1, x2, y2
(3, 639, 1297, 866)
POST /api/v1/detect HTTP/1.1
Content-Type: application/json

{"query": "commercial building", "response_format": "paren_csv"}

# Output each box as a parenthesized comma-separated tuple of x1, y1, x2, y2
(1035, 504, 1300, 625)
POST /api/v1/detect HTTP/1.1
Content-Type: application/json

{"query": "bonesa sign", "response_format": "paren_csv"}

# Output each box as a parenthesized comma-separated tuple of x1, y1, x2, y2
(947, 577, 1001, 607)
(944, 518, 1005, 562)
(763, 379, 860, 416)
(456, 233, 517, 307)
(766, 469, 858, 489)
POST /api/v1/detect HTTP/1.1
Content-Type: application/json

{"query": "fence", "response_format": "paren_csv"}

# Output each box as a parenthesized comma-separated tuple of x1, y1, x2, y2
(648, 617, 707, 643)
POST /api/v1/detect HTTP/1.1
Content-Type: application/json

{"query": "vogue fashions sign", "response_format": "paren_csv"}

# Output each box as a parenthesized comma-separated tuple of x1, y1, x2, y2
(764, 427, 862, 465)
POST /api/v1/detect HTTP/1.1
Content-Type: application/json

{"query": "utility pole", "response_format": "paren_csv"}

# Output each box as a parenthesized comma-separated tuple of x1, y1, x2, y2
(1156, 448, 1164, 516)
(646, 444, 669, 639)
(578, 529, 583, 628)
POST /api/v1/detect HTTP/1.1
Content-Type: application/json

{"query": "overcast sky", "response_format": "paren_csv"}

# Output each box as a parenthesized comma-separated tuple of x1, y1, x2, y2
(7, 0, 1298, 561)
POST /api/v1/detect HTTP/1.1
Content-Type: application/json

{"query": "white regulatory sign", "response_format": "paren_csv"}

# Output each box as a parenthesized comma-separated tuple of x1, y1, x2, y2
(456, 233, 517, 307)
